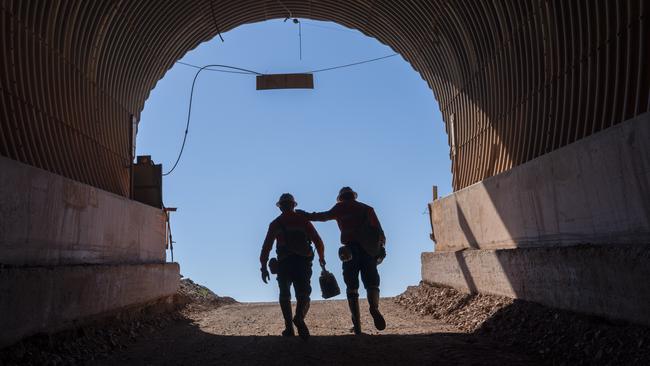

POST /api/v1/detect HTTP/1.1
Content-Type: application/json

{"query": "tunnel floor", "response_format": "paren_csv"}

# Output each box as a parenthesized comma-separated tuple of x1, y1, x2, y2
(96, 299, 541, 366)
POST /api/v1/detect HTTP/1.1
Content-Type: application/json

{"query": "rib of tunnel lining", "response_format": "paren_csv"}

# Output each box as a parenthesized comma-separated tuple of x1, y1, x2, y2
(0, 0, 648, 196)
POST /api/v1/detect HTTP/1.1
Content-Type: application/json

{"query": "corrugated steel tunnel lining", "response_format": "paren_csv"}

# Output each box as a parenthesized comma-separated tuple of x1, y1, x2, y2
(1, 0, 648, 196)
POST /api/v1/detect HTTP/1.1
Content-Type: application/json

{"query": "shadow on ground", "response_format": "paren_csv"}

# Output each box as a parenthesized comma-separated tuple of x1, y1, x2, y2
(5, 287, 649, 365)
(1, 296, 544, 366)
(95, 316, 539, 366)
(397, 283, 650, 366)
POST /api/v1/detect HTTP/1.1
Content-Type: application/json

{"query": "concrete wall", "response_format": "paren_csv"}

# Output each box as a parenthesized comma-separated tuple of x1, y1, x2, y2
(422, 245, 650, 326)
(0, 156, 166, 266)
(423, 114, 650, 325)
(430, 113, 650, 252)
(0, 263, 179, 347)
(0, 157, 179, 348)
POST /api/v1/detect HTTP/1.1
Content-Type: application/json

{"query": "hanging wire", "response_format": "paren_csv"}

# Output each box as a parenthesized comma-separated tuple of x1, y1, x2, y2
(284, 17, 302, 60)
(301, 21, 359, 34)
(175, 61, 254, 74)
(307, 53, 398, 73)
(175, 53, 399, 76)
(276, 0, 293, 18)
(208, 0, 225, 42)
(167, 53, 399, 175)
(163, 64, 262, 176)
(275, 0, 302, 60)
(298, 20, 302, 60)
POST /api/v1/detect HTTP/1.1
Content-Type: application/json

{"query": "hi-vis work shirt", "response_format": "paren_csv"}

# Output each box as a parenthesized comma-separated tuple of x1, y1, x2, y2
(260, 211, 325, 267)
(304, 200, 384, 245)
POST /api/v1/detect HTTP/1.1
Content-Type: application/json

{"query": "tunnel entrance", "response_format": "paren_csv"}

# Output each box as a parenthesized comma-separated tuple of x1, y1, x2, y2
(136, 19, 452, 302)
(2, 0, 649, 355)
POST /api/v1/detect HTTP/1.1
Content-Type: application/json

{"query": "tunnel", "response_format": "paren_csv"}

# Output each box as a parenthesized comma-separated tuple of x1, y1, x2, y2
(1, 0, 649, 349)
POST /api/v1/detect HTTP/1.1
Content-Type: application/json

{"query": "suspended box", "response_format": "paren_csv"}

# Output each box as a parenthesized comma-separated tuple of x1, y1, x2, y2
(256, 73, 314, 90)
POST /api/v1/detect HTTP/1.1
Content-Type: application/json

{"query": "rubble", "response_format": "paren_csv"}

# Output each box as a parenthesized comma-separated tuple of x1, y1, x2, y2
(396, 282, 650, 366)
(0, 307, 183, 366)
(177, 277, 237, 310)
(0, 278, 234, 366)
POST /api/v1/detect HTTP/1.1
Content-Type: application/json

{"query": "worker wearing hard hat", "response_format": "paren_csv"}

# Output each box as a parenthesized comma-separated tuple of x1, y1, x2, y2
(260, 193, 326, 340)
(297, 187, 386, 335)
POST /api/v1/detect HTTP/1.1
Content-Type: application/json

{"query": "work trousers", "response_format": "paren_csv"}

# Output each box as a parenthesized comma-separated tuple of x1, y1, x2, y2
(343, 243, 380, 297)
(277, 254, 313, 301)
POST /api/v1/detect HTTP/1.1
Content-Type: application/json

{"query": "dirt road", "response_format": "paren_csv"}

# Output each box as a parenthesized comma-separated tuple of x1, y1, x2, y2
(97, 299, 541, 366)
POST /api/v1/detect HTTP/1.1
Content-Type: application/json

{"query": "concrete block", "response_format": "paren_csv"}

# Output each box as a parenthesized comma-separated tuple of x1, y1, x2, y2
(431, 113, 650, 251)
(421, 245, 650, 326)
(0, 263, 180, 347)
(0, 156, 166, 266)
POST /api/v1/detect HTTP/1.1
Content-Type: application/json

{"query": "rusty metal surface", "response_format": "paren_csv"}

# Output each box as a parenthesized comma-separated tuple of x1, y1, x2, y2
(0, 0, 648, 195)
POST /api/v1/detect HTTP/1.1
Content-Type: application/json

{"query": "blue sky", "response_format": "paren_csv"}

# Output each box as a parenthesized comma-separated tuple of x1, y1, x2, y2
(136, 19, 452, 302)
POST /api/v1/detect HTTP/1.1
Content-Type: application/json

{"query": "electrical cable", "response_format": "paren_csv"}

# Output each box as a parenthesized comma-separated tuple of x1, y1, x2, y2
(163, 64, 262, 176)
(301, 21, 359, 34)
(208, 0, 225, 42)
(307, 53, 398, 73)
(298, 20, 302, 60)
(166, 54, 398, 175)
(276, 0, 292, 18)
(175, 61, 254, 74)
(175, 53, 398, 76)
(283, 17, 302, 60)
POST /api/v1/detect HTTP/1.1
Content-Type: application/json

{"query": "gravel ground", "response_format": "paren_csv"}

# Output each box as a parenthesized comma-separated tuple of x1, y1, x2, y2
(0, 277, 235, 366)
(395, 282, 650, 366)
(96, 298, 540, 366)
(5, 280, 647, 365)
(0, 304, 184, 366)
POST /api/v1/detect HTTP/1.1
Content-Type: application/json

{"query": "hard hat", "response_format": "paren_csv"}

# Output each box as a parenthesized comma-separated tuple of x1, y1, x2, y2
(337, 187, 358, 202)
(276, 193, 297, 207)
(338, 246, 353, 262)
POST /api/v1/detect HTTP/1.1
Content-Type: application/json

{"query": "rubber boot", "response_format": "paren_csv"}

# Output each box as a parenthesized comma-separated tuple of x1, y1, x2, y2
(347, 295, 363, 335)
(279, 298, 295, 337)
(293, 297, 310, 340)
(367, 288, 386, 331)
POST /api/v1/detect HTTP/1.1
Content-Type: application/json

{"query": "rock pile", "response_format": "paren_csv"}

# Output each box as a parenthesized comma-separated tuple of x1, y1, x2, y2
(0, 306, 183, 366)
(395, 283, 513, 332)
(178, 277, 237, 307)
(396, 282, 650, 366)
(0, 278, 234, 366)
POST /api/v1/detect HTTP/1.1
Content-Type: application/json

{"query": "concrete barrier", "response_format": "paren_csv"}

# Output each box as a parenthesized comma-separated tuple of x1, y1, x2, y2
(421, 245, 650, 326)
(0, 156, 178, 348)
(430, 113, 650, 251)
(0, 263, 180, 348)
(424, 113, 650, 326)
(0, 156, 166, 266)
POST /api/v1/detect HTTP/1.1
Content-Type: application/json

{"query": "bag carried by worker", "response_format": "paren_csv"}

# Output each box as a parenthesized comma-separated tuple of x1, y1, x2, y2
(358, 209, 386, 259)
(319, 264, 341, 299)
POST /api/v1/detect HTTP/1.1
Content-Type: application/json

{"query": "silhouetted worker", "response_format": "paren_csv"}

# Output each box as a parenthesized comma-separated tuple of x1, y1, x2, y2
(260, 193, 326, 340)
(297, 187, 386, 335)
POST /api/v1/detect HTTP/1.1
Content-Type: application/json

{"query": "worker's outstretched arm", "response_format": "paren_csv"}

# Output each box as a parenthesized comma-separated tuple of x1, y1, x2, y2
(297, 204, 339, 222)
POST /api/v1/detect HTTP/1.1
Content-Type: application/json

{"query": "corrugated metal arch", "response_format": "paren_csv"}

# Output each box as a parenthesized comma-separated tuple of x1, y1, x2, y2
(1, 0, 648, 195)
